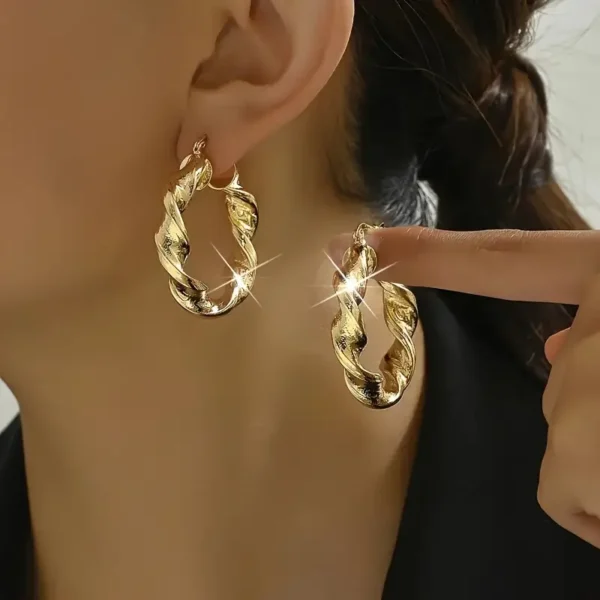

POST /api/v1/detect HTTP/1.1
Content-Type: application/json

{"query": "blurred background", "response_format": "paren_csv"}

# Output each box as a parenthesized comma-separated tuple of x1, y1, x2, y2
(1, 0, 599, 430)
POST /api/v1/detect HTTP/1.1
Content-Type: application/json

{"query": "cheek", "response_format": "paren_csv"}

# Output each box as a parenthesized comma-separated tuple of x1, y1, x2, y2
(0, 0, 187, 310)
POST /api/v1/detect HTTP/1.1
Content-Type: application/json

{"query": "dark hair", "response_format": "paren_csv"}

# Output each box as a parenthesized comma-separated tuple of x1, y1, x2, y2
(347, 0, 587, 380)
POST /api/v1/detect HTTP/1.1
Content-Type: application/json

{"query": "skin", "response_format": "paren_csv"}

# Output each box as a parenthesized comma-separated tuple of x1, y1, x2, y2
(0, 0, 595, 598)
(364, 227, 600, 549)
(0, 1, 426, 599)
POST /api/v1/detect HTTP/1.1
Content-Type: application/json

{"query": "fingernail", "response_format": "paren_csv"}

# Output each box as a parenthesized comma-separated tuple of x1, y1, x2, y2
(328, 231, 382, 265)
(327, 234, 352, 266)
(544, 328, 571, 365)
(365, 231, 382, 251)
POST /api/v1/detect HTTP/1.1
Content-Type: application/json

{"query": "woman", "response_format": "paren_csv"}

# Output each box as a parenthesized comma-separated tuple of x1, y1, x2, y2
(0, 0, 599, 598)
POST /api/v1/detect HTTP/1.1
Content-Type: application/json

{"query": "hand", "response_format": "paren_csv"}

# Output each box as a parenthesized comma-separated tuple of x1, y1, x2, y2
(362, 227, 600, 549)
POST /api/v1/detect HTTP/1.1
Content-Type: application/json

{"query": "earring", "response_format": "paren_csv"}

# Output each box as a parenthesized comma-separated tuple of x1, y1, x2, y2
(155, 138, 259, 317)
(331, 223, 418, 409)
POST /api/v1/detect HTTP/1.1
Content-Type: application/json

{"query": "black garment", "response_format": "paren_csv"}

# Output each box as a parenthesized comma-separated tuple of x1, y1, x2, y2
(1, 291, 599, 599)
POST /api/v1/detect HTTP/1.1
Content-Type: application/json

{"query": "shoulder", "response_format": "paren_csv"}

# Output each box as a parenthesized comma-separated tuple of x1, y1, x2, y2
(0, 417, 30, 599)
(387, 289, 600, 598)
(0, 416, 24, 485)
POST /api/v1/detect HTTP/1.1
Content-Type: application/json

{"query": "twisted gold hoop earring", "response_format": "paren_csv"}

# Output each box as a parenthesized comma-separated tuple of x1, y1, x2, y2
(155, 139, 259, 317)
(331, 223, 418, 409)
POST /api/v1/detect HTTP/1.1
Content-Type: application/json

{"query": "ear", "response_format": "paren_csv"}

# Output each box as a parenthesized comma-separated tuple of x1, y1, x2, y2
(177, 0, 354, 175)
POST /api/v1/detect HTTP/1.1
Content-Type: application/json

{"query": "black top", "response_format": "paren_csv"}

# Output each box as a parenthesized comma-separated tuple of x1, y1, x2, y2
(1, 290, 599, 599)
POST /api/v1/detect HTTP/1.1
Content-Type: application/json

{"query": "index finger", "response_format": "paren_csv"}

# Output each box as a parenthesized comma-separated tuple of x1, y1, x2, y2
(367, 227, 600, 304)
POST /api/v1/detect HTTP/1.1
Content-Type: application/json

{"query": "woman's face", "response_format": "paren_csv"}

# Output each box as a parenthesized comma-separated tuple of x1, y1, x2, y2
(0, 0, 201, 313)
(0, 0, 353, 318)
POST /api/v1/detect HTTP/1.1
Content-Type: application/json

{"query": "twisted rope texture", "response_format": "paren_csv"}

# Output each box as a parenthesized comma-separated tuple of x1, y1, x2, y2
(332, 224, 418, 409)
(155, 154, 258, 316)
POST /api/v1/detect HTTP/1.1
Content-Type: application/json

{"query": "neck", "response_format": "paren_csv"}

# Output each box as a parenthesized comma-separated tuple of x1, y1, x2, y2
(4, 132, 417, 599)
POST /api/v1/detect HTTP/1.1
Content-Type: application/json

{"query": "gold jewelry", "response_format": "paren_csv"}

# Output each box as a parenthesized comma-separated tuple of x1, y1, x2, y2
(331, 223, 418, 409)
(155, 139, 259, 316)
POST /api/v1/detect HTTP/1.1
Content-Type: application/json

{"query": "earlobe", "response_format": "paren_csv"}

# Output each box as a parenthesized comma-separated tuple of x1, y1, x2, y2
(177, 0, 354, 176)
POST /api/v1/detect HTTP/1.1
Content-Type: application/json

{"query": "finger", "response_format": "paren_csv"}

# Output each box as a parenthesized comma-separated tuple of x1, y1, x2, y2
(539, 448, 600, 549)
(349, 227, 600, 304)
(544, 328, 570, 365)
(538, 276, 600, 546)
(541, 276, 600, 423)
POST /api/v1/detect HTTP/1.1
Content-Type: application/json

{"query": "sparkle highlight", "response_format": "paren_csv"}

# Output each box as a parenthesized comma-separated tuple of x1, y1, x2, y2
(208, 243, 283, 308)
(311, 251, 398, 316)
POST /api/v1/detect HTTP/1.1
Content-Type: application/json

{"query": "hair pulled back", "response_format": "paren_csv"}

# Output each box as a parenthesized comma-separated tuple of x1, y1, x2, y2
(349, 0, 587, 379)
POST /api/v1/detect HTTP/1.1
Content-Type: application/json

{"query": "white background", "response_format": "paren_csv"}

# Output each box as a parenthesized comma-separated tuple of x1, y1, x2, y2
(1, 0, 600, 430)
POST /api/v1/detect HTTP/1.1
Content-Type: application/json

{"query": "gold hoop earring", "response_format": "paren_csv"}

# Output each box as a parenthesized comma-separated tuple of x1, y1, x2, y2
(331, 223, 418, 409)
(155, 139, 259, 317)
